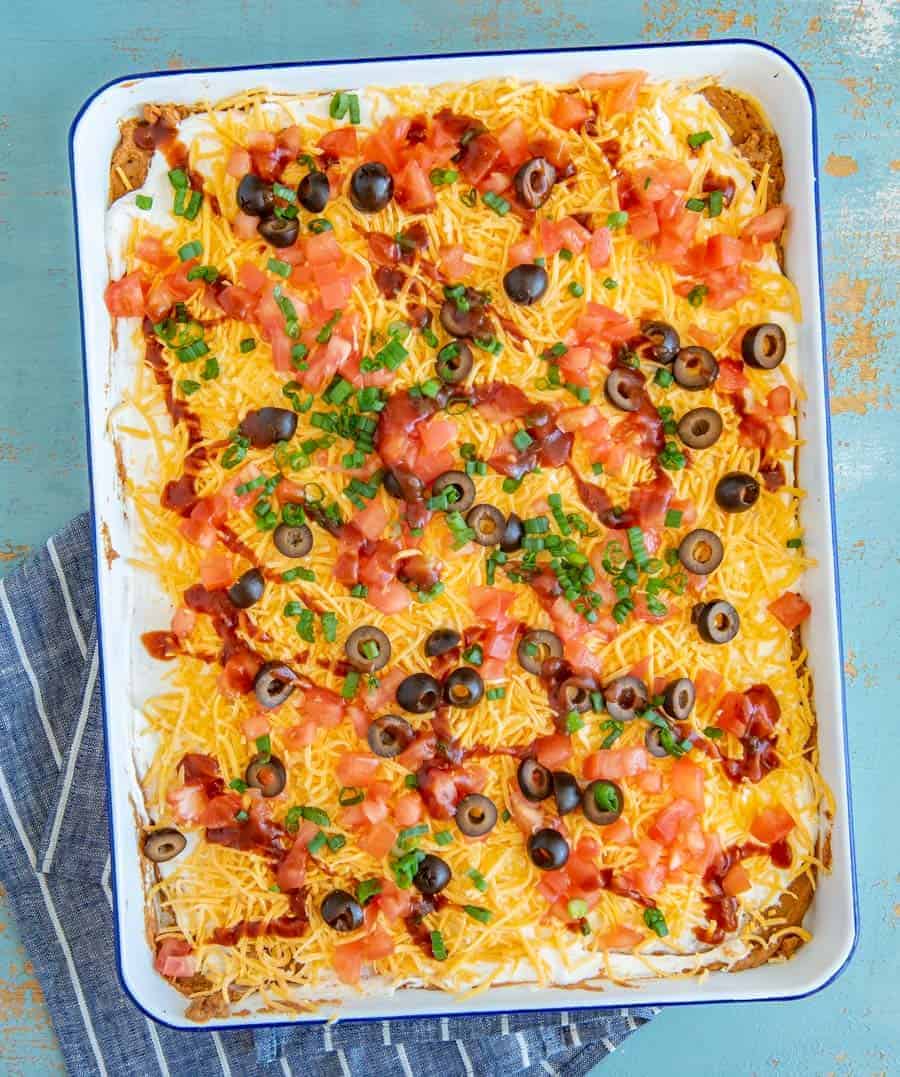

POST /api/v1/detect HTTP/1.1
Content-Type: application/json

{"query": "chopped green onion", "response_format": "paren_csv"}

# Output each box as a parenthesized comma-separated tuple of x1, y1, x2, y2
(329, 91, 349, 119)
(558, 247, 573, 261)
(513, 429, 533, 451)
(482, 190, 510, 216)
(179, 379, 201, 395)
(229, 778, 248, 793)
(300, 805, 330, 827)
(201, 357, 220, 380)
(654, 367, 674, 388)
(568, 281, 584, 297)
(404, 774, 419, 789)
(357, 878, 382, 904)
(183, 190, 202, 220)
(327, 833, 347, 852)
(627, 526, 649, 569)
(268, 257, 291, 278)
(644, 907, 669, 937)
(135, 194, 153, 210)
(235, 810, 249, 822)
(685, 197, 706, 213)
(282, 566, 314, 582)
(462, 645, 483, 666)
(168, 168, 188, 189)
(687, 284, 708, 308)
(606, 210, 628, 229)
(434, 830, 454, 846)
(308, 218, 332, 233)
(430, 167, 459, 186)
(501, 809, 511, 822)
(787, 537, 803, 548)
(350, 584, 368, 598)
(178, 239, 204, 262)
(659, 441, 687, 471)
(342, 671, 360, 699)
(687, 130, 713, 149)
(664, 509, 683, 528)
(307, 830, 327, 854)
(467, 868, 488, 892)
(463, 905, 492, 924)
(399, 824, 429, 847)
(338, 786, 364, 807)
(239, 337, 256, 353)
(603, 277, 617, 290)
(316, 310, 342, 343)
(430, 930, 448, 961)
(704, 726, 725, 740)
(460, 187, 478, 207)
(708, 189, 724, 217)
(567, 898, 589, 919)
(486, 686, 506, 701)
(565, 711, 585, 733)
(348, 94, 361, 125)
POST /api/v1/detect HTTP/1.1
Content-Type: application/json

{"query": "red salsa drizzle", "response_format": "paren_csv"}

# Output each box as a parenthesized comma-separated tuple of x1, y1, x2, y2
(720, 684, 782, 784)
(211, 913, 308, 945)
(696, 836, 791, 945)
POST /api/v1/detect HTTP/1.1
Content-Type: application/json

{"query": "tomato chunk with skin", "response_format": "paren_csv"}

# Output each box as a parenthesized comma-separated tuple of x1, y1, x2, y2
(750, 805, 795, 844)
(769, 592, 811, 629)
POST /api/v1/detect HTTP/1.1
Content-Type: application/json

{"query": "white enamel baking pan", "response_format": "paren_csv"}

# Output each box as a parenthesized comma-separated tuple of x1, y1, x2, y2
(70, 40, 857, 1030)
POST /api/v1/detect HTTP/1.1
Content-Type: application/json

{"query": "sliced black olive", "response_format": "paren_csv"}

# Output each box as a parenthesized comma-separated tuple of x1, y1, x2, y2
(715, 471, 760, 513)
(298, 170, 330, 213)
(257, 215, 300, 248)
(552, 771, 581, 815)
(443, 667, 484, 709)
(466, 503, 506, 546)
(605, 367, 644, 412)
(239, 407, 298, 448)
(645, 725, 672, 759)
(254, 661, 298, 709)
(228, 568, 265, 609)
(435, 341, 473, 385)
(236, 173, 274, 217)
(143, 828, 186, 863)
(528, 828, 570, 870)
(582, 779, 624, 825)
(396, 672, 442, 713)
(273, 523, 313, 559)
(559, 676, 594, 714)
(517, 629, 563, 675)
(514, 157, 557, 209)
(424, 627, 461, 657)
(640, 320, 680, 364)
(383, 470, 404, 499)
(678, 528, 724, 575)
(603, 675, 648, 722)
(349, 162, 394, 213)
(500, 512, 524, 553)
(321, 889, 364, 932)
(503, 264, 549, 306)
(413, 854, 452, 895)
(367, 714, 415, 758)
(517, 757, 552, 801)
(455, 793, 498, 837)
(432, 470, 476, 513)
(245, 753, 286, 797)
(439, 290, 492, 339)
(344, 625, 391, 672)
(673, 346, 719, 390)
(677, 407, 723, 449)
(695, 600, 740, 644)
(742, 323, 786, 369)
(662, 677, 696, 721)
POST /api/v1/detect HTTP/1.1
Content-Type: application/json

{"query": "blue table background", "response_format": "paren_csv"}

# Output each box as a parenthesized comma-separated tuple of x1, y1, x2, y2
(0, 2, 897, 1074)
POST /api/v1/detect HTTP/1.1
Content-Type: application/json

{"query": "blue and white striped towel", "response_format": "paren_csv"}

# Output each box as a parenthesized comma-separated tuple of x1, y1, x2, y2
(0, 513, 656, 1076)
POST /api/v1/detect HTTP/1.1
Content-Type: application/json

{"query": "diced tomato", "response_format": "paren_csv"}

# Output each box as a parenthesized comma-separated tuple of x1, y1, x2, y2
(420, 416, 458, 456)
(363, 926, 395, 961)
(361, 797, 390, 825)
(670, 757, 705, 807)
(721, 862, 752, 896)
(336, 753, 381, 787)
(458, 132, 503, 185)
(767, 385, 792, 416)
(769, 592, 811, 630)
(318, 126, 358, 157)
(284, 719, 319, 748)
(394, 792, 424, 826)
(367, 580, 410, 615)
(170, 606, 196, 640)
(376, 879, 414, 922)
(742, 205, 788, 242)
(716, 357, 749, 393)
(468, 586, 516, 622)
(627, 204, 660, 241)
(638, 837, 664, 867)
(635, 768, 664, 793)
(135, 235, 171, 268)
(104, 271, 146, 317)
(631, 862, 666, 898)
(716, 691, 751, 738)
(395, 159, 437, 212)
(495, 118, 530, 169)
(751, 805, 795, 844)
(199, 552, 232, 590)
(155, 938, 196, 979)
(533, 734, 573, 769)
(313, 261, 355, 311)
(551, 93, 590, 131)
(538, 869, 570, 903)
(597, 925, 644, 949)
(357, 821, 398, 860)
(705, 234, 744, 269)
(237, 261, 268, 295)
(332, 941, 364, 984)
(439, 243, 471, 279)
(507, 237, 536, 268)
(218, 650, 262, 697)
(233, 210, 260, 240)
(353, 499, 389, 541)
(200, 792, 243, 828)
(541, 216, 591, 257)
(588, 227, 611, 268)
(583, 747, 649, 780)
(227, 147, 251, 178)
(178, 518, 217, 549)
(167, 783, 207, 823)
(602, 817, 633, 844)
(648, 798, 697, 845)
(581, 69, 647, 115)
(216, 284, 257, 321)
(695, 668, 723, 705)
(241, 712, 270, 740)
(557, 404, 601, 432)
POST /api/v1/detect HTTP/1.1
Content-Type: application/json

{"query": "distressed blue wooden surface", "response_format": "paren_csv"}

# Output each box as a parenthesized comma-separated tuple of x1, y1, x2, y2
(0, 2, 896, 1074)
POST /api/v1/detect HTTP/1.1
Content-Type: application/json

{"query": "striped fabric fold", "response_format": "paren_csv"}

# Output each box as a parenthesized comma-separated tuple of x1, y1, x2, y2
(0, 514, 656, 1076)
